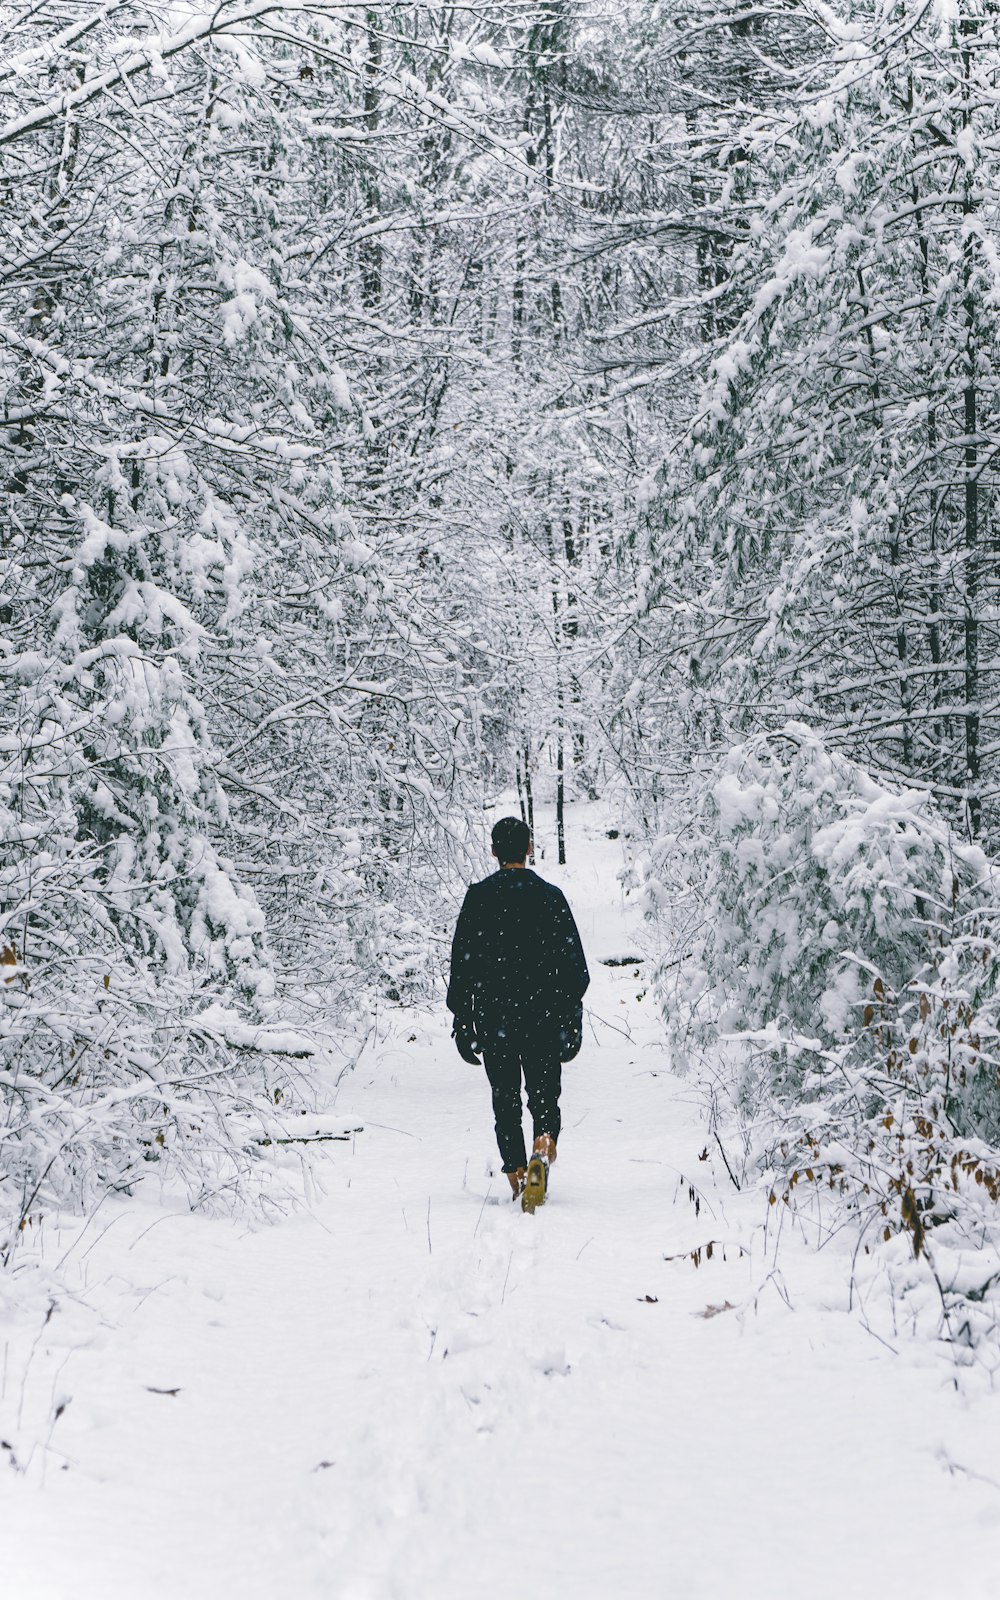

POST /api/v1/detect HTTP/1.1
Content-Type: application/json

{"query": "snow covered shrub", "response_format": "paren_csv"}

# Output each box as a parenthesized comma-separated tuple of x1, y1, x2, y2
(0, 643, 314, 1264)
(759, 923, 1000, 1368)
(0, 936, 313, 1267)
(673, 723, 987, 1061)
(658, 725, 1000, 1362)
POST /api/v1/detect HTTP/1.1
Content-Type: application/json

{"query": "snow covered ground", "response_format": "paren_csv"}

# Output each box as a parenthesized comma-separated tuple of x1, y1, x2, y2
(3, 806, 1000, 1598)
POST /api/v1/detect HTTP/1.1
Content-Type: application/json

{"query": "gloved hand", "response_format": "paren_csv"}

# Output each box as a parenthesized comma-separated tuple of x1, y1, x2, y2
(453, 1020, 481, 1065)
(558, 1003, 584, 1063)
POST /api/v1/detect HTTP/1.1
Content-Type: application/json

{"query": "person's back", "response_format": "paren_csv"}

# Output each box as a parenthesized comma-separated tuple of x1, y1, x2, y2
(447, 816, 589, 1212)
(448, 866, 585, 1040)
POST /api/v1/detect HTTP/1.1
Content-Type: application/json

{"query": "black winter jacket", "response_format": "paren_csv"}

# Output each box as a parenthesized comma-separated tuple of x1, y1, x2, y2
(446, 868, 590, 1046)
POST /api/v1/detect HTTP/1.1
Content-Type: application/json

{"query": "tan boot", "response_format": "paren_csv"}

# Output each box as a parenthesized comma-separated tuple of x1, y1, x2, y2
(522, 1135, 555, 1214)
(507, 1168, 526, 1200)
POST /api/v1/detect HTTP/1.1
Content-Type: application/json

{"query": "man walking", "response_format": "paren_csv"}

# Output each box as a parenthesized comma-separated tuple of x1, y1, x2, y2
(447, 816, 590, 1213)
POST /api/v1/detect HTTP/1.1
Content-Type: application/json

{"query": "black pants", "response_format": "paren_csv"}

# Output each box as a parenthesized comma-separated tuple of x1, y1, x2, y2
(482, 1033, 562, 1174)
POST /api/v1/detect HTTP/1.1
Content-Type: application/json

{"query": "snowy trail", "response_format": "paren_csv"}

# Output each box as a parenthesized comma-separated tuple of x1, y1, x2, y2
(4, 811, 1000, 1598)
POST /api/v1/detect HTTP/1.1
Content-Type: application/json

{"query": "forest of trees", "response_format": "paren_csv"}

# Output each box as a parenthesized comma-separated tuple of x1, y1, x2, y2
(5, 0, 1000, 1349)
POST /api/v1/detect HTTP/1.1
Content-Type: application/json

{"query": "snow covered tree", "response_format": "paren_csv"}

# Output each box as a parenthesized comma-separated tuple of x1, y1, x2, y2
(650, 0, 1000, 842)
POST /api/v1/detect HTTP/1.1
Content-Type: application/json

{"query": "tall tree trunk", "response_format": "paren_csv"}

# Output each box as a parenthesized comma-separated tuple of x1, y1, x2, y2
(361, 14, 383, 310)
(962, 21, 981, 837)
(546, 516, 567, 865)
(523, 742, 535, 859)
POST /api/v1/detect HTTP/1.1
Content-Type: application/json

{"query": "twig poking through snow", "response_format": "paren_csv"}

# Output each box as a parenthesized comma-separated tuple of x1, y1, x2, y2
(713, 1131, 742, 1192)
(473, 1183, 493, 1239)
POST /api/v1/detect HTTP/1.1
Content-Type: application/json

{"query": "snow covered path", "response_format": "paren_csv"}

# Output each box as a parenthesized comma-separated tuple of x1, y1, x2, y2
(4, 813, 1000, 1598)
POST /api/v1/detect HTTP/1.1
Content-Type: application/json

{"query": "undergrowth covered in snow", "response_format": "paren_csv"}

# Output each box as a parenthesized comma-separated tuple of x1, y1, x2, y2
(650, 725, 1000, 1372)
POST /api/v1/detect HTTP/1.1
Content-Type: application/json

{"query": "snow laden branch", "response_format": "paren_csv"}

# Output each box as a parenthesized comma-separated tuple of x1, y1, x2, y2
(0, 0, 290, 149)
